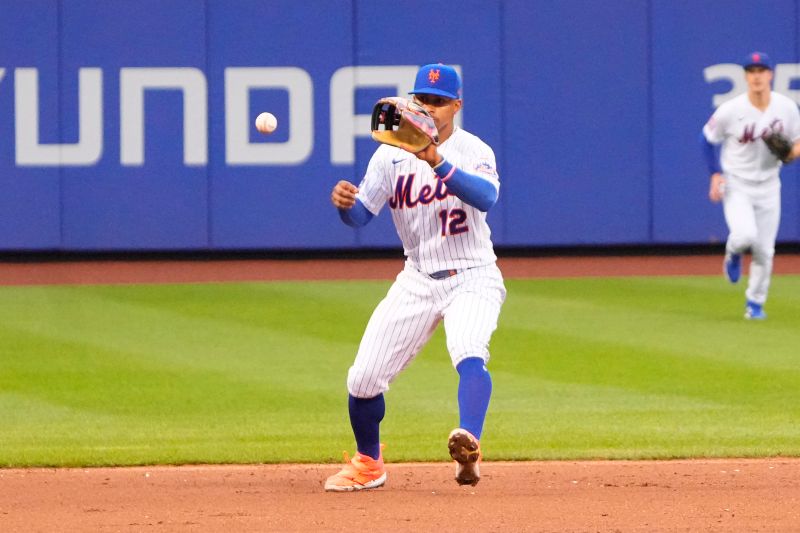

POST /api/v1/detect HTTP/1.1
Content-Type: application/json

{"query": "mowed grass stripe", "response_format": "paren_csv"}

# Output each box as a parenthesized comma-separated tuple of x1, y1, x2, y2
(0, 284, 366, 466)
(0, 284, 366, 378)
(0, 276, 797, 466)
(483, 276, 800, 459)
(502, 277, 799, 368)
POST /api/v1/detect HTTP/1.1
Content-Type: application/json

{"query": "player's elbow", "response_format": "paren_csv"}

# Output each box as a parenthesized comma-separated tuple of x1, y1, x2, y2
(472, 184, 498, 212)
(472, 180, 498, 213)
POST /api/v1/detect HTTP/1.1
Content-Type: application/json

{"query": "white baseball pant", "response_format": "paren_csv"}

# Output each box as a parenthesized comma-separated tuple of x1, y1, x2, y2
(723, 175, 781, 305)
(347, 263, 506, 398)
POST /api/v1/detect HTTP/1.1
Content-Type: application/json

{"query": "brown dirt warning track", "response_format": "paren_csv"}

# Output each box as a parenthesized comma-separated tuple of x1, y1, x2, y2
(2, 252, 800, 285)
(1, 253, 799, 532)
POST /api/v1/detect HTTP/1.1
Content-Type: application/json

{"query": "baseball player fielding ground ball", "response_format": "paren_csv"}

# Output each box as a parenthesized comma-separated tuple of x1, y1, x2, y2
(702, 51, 800, 320)
(324, 63, 506, 491)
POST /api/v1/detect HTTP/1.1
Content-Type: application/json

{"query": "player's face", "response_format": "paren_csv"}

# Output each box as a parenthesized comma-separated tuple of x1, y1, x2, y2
(744, 66, 773, 93)
(413, 94, 462, 131)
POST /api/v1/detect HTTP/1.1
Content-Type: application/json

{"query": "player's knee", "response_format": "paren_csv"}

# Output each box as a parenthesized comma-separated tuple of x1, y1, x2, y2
(451, 351, 489, 370)
(448, 338, 489, 365)
(347, 388, 382, 400)
(730, 230, 758, 250)
(751, 244, 775, 262)
(347, 367, 387, 398)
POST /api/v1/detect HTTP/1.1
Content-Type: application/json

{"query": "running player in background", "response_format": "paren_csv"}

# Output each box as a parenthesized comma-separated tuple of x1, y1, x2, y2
(325, 63, 506, 491)
(702, 51, 800, 320)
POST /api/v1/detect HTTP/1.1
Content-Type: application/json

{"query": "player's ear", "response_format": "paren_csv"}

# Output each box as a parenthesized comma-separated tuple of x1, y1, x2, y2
(453, 99, 463, 113)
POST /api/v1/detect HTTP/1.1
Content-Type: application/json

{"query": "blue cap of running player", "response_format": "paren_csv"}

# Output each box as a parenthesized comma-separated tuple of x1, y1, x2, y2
(409, 63, 463, 100)
(743, 51, 772, 70)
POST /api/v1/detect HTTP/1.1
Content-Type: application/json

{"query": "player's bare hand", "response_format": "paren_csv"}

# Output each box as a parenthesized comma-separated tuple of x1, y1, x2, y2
(414, 144, 442, 168)
(708, 172, 725, 203)
(331, 180, 358, 209)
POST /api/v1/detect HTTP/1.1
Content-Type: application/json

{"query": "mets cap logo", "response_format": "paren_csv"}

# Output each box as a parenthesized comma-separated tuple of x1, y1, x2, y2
(428, 69, 440, 84)
(752, 53, 761, 62)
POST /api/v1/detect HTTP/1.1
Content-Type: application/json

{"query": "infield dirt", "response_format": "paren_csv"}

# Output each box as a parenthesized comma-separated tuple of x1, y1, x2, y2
(2, 459, 799, 532)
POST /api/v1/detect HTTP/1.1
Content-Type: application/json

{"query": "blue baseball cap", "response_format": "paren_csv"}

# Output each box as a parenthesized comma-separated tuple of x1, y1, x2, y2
(743, 51, 772, 70)
(408, 63, 462, 100)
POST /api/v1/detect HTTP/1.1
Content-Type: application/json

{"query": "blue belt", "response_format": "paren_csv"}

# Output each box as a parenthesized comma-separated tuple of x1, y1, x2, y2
(428, 269, 459, 280)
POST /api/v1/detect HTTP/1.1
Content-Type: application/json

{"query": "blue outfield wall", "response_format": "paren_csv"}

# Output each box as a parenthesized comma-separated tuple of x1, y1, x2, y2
(0, 0, 799, 252)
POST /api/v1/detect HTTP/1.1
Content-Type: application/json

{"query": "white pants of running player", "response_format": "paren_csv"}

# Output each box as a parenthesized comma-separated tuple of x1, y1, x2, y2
(347, 263, 506, 399)
(723, 175, 781, 305)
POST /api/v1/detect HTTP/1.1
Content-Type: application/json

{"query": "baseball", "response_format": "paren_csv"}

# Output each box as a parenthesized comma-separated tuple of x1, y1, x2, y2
(255, 112, 278, 134)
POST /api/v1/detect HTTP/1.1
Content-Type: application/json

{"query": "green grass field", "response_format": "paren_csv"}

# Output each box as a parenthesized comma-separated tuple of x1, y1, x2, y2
(1, 274, 799, 467)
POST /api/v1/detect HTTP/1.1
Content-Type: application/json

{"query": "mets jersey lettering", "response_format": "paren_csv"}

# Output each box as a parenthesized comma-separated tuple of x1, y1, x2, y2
(356, 127, 499, 273)
(388, 173, 454, 209)
(704, 91, 800, 182)
(737, 118, 783, 144)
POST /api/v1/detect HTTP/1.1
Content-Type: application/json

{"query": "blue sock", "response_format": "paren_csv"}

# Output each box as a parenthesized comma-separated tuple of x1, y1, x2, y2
(456, 357, 492, 439)
(348, 393, 385, 460)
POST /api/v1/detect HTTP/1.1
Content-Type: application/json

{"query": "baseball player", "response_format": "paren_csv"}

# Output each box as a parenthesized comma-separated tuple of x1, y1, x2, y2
(324, 63, 506, 491)
(702, 51, 800, 320)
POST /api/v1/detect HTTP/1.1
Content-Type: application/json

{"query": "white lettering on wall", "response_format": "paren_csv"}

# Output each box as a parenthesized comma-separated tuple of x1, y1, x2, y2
(772, 64, 800, 103)
(120, 67, 207, 166)
(706, 63, 800, 108)
(6, 64, 467, 167)
(225, 67, 313, 165)
(330, 66, 419, 165)
(704, 64, 745, 107)
(15, 68, 103, 166)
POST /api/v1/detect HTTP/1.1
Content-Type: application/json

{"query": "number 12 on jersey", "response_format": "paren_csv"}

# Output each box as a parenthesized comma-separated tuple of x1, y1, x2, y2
(439, 208, 469, 236)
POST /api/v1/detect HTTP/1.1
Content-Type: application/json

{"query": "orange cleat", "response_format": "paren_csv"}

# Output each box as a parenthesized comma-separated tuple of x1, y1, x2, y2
(324, 444, 387, 492)
(448, 428, 481, 486)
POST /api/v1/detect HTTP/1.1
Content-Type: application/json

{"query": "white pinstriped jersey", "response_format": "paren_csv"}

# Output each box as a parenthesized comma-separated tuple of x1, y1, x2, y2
(703, 91, 800, 183)
(356, 127, 500, 274)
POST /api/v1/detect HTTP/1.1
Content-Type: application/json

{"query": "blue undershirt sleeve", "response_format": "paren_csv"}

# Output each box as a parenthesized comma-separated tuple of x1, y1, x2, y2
(338, 198, 374, 227)
(432, 160, 498, 212)
(700, 133, 722, 175)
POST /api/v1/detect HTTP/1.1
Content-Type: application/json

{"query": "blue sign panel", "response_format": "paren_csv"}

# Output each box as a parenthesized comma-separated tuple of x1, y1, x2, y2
(0, 0, 798, 252)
